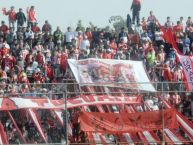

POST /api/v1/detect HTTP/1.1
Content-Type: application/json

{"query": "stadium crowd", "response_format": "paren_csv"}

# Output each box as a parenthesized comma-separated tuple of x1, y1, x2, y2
(0, 4, 193, 144)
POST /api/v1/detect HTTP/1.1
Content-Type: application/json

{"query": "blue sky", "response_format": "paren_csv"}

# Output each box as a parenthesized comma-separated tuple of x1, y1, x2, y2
(0, 0, 192, 31)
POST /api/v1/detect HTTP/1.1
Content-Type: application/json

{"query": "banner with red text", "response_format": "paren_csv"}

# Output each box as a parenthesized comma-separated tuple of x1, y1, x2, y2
(177, 54, 193, 91)
(79, 108, 178, 133)
(0, 95, 141, 110)
(68, 59, 156, 92)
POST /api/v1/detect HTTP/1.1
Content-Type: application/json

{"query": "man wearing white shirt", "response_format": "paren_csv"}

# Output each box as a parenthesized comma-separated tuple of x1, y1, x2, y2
(64, 27, 75, 49)
(180, 17, 186, 32)
(80, 35, 90, 55)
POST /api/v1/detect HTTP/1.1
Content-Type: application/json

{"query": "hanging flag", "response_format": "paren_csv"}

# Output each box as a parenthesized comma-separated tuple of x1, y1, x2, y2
(79, 108, 178, 133)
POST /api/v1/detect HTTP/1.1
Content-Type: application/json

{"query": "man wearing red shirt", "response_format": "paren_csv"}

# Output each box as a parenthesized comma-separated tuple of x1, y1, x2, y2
(0, 21, 9, 36)
(173, 21, 183, 34)
(5, 6, 16, 30)
(27, 6, 37, 29)
(44, 62, 54, 81)
(1, 54, 15, 71)
(32, 22, 41, 33)
(60, 51, 68, 75)
(25, 50, 33, 66)
(36, 51, 45, 66)
(0, 43, 9, 58)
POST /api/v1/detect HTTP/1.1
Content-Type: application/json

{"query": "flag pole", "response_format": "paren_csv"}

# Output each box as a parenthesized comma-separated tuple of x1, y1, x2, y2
(162, 102, 165, 145)
(63, 91, 68, 145)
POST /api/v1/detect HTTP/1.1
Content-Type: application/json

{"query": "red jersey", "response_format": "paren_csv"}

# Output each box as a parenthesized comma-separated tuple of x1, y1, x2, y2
(45, 65, 54, 80)
(28, 9, 36, 22)
(8, 10, 16, 21)
(1, 56, 15, 70)
(60, 53, 68, 72)
(0, 47, 9, 57)
(163, 67, 172, 81)
(32, 26, 40, 33)
(25, 54, 33, 66)
(0, 25, 9, 34)
(36, 54, 44, 65)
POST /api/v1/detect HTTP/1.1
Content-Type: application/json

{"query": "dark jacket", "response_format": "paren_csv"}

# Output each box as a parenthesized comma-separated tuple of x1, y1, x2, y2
(16, 12, 26, 25)
(127, 14, 132, 28)
(131, 2, 141, 12)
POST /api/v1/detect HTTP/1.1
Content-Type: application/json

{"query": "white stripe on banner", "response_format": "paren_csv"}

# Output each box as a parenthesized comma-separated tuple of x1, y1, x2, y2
(54, 110, 72, 136)
(101, 135, 113, 145)
(0, 134, 3, 145)
(92, 133, 102, 145)
(164, 129, 182, 144)
(143, 131, 157, 145)
(28, 109, 47, 143)
(177, 115, 193, 137)
(123, 133, 134, 145)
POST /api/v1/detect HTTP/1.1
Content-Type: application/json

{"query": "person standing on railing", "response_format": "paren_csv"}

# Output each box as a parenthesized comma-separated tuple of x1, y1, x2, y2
(27, 6, 37, 29)
(2, 6, 16, 31)
(130, 0, 141, 26)
(16, 8, 26, 28)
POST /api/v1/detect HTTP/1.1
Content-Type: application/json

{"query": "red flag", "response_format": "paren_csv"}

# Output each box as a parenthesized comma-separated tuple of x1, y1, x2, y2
(79, 108, 178, 133)
(2, 8, 6, 15)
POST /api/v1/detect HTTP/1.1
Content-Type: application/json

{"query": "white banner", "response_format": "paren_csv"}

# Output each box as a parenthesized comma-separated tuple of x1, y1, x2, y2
(68, 59, 155, 92)
(177, 54, 193, 91)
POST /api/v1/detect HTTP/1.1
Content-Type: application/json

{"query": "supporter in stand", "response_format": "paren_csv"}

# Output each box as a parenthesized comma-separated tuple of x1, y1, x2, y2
(27, 6, 37, 29)
(4, 6, 16, 31)
(130, 0, 141, 25)
(42, 20, 52, 34)
(16, 8, 26, 28)
(164, 17, 174, 30)
(0, 5, 193, 144)
(0, 21, 9, 37)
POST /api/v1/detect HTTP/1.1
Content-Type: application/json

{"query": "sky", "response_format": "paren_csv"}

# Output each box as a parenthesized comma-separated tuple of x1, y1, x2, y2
(0, 0, 192, 31)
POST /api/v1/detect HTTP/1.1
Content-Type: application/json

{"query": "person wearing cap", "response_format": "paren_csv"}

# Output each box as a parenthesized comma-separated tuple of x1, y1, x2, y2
(0, 43, 10, 58)
(16, 8, 26, 28)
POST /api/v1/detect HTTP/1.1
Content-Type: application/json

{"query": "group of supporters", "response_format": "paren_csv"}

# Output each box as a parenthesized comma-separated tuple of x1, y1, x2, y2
(0, 4, 192, 144)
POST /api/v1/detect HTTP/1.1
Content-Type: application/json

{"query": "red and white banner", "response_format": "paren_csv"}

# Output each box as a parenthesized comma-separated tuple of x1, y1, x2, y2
(177, 54, 193, 91)
(68, 59, 156, 92)
(0, 95, 142, 110)
(79, 108, 178, 133)
(28, 109, 47, 143)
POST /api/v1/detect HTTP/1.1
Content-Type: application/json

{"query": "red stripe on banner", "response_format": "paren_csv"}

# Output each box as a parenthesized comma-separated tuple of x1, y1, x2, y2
(0, 122, 8, 144)
(163, 100, 193, 141)
(7, 111, 27, 143)
(28, 109, 47, 143)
